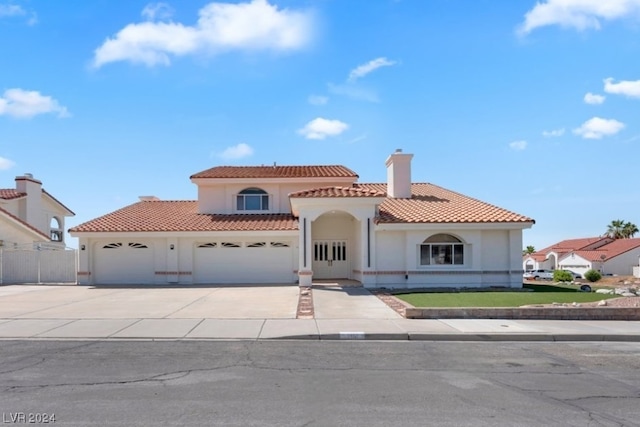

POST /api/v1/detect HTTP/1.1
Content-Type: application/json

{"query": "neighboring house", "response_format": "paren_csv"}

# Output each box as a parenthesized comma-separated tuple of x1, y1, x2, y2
(0, 174, 75, 248)
(523, 237, 640, 277)
(69, 150, 534, 288)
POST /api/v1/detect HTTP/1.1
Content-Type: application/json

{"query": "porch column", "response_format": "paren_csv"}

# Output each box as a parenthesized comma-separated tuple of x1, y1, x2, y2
(359, 217, 376, 287)
(298, 216, 313, 286)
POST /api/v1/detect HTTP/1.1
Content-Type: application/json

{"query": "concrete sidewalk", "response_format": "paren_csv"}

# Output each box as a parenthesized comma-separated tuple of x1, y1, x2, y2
(1, 317, 640, 341)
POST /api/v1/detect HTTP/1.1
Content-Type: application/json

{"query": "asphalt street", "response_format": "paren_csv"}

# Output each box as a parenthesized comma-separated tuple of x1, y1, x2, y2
(1, 341, 639, 426)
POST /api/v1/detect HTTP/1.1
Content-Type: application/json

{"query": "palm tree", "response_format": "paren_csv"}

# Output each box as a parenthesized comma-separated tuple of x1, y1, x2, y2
(605, 220, 626, 239)
(622, 222, 639, 238)
(522, 245, 535, 255)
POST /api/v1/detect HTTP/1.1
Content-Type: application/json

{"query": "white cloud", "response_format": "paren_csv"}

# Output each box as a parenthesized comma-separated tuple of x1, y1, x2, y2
(0, 88, 70, 119)
(573, 117, 625, 139)
(542, 128, 566, 137)
(509, 140, 528, 150)
(142, 2, 174, 21)
(0, 3, 36, 25)
(218, 143, 254, 160)
(0, 4, 24, 17)
(307, 95, 328, 106)
(298, 117, 348, 140)
(604, 77, 640, 98)
(328, 83, 379, 103)
(348, 57, 396, 82)
(0, 156, 15, 170)
(584, 92, 605, 104)
(93, 0, 314, 68)
(518, 0, 640, 35)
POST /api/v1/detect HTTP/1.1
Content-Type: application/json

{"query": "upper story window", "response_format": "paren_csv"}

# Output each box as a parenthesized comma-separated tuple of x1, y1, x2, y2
(236, 188, 269, 211)
(420, 233, 464, 266)
(50, 217, 63, 242)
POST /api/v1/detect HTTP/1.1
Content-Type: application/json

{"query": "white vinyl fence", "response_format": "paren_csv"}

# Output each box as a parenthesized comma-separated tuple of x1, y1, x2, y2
(0, 246, 77, 284)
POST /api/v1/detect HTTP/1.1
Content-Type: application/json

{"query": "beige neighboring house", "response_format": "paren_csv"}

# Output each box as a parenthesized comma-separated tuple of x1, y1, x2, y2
(523, 237, 640, 277)
(70, 150, 534, 288)
(0, 173, 75, 248)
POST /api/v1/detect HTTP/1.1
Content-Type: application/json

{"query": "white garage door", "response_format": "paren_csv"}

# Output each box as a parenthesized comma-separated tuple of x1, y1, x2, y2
(94, 242, 155, 284)
(193, 241, 294, 284)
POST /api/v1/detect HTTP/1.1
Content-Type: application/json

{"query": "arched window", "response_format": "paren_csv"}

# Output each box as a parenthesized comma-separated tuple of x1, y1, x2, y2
(50, 217, 63, 242)
(236, 188, 269, 211)
(420, 234, 464, 266)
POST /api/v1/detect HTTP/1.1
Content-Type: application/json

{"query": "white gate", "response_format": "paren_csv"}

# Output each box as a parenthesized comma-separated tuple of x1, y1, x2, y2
(0, 246, 77, 284)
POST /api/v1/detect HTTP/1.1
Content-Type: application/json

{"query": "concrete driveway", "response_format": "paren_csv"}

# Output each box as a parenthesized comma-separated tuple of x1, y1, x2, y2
(0, 284, 300, 319)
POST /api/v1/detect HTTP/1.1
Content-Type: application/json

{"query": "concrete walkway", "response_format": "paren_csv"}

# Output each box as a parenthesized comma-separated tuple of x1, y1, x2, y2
(0, 284, 639, 341)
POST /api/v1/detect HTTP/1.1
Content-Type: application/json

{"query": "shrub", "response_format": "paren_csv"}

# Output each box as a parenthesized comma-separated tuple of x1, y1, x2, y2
(553, 270, 573, 282)
(584, 269, 602, 282)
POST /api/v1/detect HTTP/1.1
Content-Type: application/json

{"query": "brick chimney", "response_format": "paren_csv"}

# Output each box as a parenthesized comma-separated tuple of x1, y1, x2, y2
(385, 149, 413, 199)
(15, 173, 44, 231)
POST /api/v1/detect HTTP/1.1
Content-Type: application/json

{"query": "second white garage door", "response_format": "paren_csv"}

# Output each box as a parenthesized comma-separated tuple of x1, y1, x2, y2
(193, 241, 294, 284)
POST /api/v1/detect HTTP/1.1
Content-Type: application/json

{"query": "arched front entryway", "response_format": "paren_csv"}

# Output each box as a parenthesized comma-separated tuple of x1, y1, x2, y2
(311, 211, 356, 280)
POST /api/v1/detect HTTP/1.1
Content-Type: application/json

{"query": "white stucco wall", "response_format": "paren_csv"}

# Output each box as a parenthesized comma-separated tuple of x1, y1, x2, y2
(371, 227, 523, 288)
(0, 217, 40, 246)
(603, 248, 640, 276)
(196, 180, 356, 214)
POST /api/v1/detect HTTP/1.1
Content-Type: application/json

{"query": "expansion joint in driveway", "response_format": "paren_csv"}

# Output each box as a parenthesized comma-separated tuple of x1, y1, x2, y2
(296, 286, 314, 319)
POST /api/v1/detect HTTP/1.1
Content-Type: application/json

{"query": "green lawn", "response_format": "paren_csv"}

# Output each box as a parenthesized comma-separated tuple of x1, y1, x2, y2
(395, 284, 617, 308)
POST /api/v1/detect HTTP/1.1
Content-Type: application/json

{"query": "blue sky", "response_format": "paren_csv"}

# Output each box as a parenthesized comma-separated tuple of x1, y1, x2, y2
(1, 0, 639, 251)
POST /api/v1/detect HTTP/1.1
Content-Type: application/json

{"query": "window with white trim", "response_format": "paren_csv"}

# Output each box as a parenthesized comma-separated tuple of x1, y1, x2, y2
(420, 234, 464, 266)
(236, 188, 269, 211)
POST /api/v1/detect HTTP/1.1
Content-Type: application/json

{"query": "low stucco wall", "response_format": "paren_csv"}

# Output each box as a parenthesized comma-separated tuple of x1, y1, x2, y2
(405, 307, 640, 320)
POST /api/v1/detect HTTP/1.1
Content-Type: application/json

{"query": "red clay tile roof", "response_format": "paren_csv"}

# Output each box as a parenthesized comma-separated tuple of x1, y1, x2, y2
(357, 183, 533, 224)
(190, 165, 358, 179)
(0, 189, 26, 200)
(289, 186, 385, 198)
(525, 237, 611, 260)
(69, 201, 299, 233)
(0, 206, 50, 240)
(568, 238, 640, 262)
(1, 188, 74, 215)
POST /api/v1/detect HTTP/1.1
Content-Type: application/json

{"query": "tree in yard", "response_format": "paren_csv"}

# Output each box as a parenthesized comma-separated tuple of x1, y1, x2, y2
(622, 222, 639, 238)
(606, 219, 627, 239)
(605, 220, 638, 239)
(522, 245, 535, 255)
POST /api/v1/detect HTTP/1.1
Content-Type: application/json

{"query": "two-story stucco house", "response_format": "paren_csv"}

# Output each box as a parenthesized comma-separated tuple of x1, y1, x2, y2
(69, 150, 534, 288)
(0, 173, 75, 248)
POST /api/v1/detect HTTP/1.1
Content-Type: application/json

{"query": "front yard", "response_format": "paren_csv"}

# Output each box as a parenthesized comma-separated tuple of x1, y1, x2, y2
(395, 283, 619, 308)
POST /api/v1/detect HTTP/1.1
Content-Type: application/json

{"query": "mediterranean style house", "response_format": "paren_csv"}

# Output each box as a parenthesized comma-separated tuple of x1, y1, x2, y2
(70, 150, 534, 288)
(523, 237, 640, 277)
(0, 173, 75, 248)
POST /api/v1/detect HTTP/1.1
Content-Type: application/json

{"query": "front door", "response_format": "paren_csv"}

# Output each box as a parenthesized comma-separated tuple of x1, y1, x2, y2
(312, 240, 349, 279)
